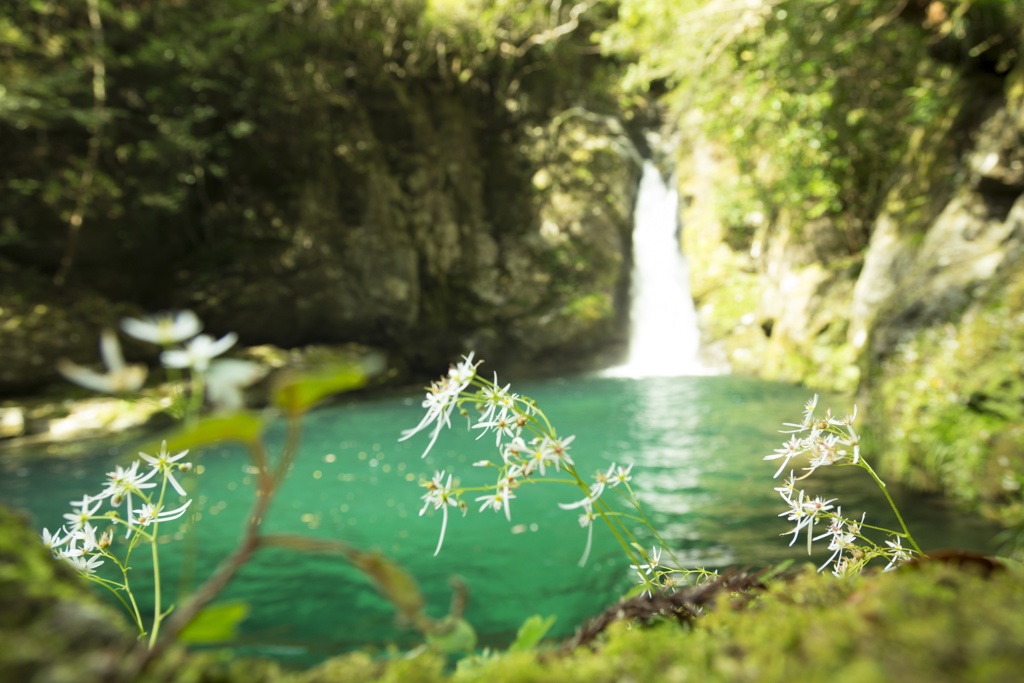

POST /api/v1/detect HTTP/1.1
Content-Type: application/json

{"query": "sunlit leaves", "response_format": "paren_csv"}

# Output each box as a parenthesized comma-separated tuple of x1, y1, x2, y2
(425, 617, 478, 654)
(600, 0, 962, 247)
(508, 614, 556, 652)
(146, 413, 265, 454)
(271, 363, 369, 417)
(178, 601, 250, 644)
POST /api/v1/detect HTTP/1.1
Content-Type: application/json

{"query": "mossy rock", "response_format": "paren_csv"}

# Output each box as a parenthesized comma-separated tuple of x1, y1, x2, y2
(0, 503, 133, 682)
(306, 563, 1024, 683)
(868, 261, 1024, 526)
(5, 497, 1024, 683)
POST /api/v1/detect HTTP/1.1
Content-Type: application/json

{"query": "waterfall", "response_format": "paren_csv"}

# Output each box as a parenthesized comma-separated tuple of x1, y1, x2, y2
(605, 161, 705, 378)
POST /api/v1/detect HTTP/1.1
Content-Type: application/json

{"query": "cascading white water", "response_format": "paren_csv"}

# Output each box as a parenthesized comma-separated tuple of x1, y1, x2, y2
(605, 161, 705, 378)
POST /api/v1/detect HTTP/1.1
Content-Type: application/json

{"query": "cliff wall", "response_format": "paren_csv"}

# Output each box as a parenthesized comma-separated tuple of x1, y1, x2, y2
(0, 3, 641, 394)
(682, 22, 1024, 525)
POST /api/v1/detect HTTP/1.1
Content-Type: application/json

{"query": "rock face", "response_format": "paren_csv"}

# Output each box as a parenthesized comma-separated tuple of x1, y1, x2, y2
(0, 70, 639, 394)
(863, 88, 1024, 524)
(682, 53, 1024, 524)
(0, 258, 145, 396)
(171, 102, 639, 381)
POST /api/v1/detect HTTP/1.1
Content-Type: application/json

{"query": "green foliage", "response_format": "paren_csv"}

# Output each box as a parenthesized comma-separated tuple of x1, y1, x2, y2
(425, 618, 478, 655)
(271, 364, 369, 417)
(291, 563, 1024, 683)
(0, 0, 616, 296)
(599, 0, 968, 249)
(178, 601, 249, 645)
(870, 264, 1024, 528)
(507, 614, 556, 653)
(154, 413, 266, 452)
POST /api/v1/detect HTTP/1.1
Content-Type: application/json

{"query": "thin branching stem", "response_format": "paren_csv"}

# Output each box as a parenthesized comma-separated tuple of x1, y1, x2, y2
(858, 459, 923, 555)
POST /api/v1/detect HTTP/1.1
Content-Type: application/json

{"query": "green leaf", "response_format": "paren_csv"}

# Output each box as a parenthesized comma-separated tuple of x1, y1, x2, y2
(142, 413, 264, 455)
(426, 617, 478, 655)
(271, 364, 369, 416)
(508, 614, 556, 652)
(178, 601, 250, 644)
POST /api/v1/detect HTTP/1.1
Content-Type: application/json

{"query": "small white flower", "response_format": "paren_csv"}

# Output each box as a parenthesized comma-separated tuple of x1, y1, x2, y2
(779, 490, 815, 549)
(526, 435, 574, 476)
(475, 373, 512, 425)
(41, 527, 69, 553)
(781, 394, 819, 433)
(447, 352, 477, 389)
(541, 434, 575, 470)
(64, 495, 103, 532)
(812, 508, 860, 572)
(419, 471, 458, 556)
(100, 460, 158, 537)
(884, 536, 912, 571)
(828, 404, 858, 428)
(475, 485, 515, 521)
(630, 546, 662, 576)
(133, 499, 193, 527)
(139, 441, 191, 497)
(803, 394, 819, 424)
(206, 358, 267, 411)
(774, 470, 798, 502)
(783, 494, 835, 554)
(75, 522, 100, 552)
(765, 434, 806, 478)
(66, 553, 105, 575)
(575, 503, 596, 567)
(121, 310, 202, 346)
(59, 541, 84, 560)
(161, 332, 238, 373)
(57, 329, 148, 394)
(607, 463, 633, 487)
(832, 556, 856, 578)
(501, 437, 530, 465)
(806, 433, 845, 471)
(558, 482, 604, 511)
(400, 380, 459, 459)
(473, 413, 519, 446)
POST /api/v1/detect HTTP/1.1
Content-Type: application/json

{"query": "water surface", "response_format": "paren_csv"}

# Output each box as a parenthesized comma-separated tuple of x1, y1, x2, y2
(0, 374, 1000, 663)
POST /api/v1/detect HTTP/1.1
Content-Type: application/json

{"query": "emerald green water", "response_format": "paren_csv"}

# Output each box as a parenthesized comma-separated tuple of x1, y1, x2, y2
(0, 374, 1001, 664)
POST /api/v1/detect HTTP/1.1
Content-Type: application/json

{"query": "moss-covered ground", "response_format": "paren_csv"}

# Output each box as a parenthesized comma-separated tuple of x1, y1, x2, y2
(290, 561, 1024, 683)
(6, 499, 1024, 683)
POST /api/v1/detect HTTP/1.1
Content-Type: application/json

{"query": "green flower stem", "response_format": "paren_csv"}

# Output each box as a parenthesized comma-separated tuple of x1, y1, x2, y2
(147, 477, 169, 648)
(562, 466, 641, 566)
(131, 429, 294, 675)
(163, 363, 185, 417)
(98, 574, 144, 637)
(184, 371, 205, 425)
(594, 496, 641, 567)
(273, 413, 303, 482)
(858, 459, 923, 555)
(125, 586, 145, 637)
(102, 524, 147, 634)
(618, 483, 693, 573)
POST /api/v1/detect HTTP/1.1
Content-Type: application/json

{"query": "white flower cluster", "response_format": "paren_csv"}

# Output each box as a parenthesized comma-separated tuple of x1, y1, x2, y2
(765, 395, 861, 478)
(766, 395, 916, 576)
(402, 354, 633, 563)
(41, 442, 194, 575)
(58, 310, 265, 411)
